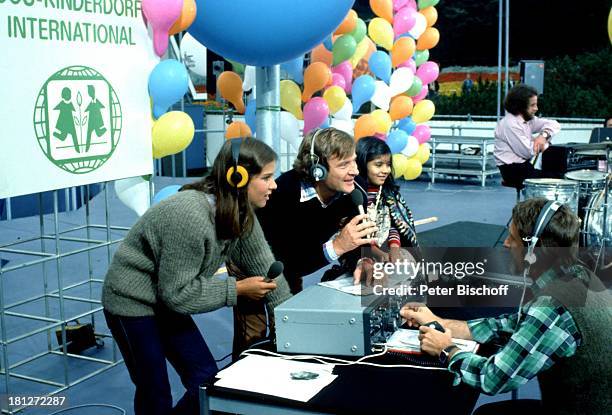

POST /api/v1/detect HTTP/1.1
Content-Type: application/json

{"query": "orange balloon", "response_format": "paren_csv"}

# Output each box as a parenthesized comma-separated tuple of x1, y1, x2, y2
(417, 27, 440, 51)
(389, 96, 414, 121)
(354, 114, 378, 140)
(370, 0, 393, 23)
(421, 6, 438, 27)
(334, 9, 357, 35)
(311, 44, 333, 67)
(217, 71, 245, 113)
(302, 62, 331, 102)
(363, 37, 377, 62)
(225, 121, 252, 139)
(391, 37, 416, 67)
(169, 0, 197, 35)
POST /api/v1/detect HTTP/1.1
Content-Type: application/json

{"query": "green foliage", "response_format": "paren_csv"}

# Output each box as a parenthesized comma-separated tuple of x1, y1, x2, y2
(432, 78, 499, 116)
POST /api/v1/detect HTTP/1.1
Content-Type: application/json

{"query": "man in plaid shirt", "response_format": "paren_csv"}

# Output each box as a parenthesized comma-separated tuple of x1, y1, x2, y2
(401, 198, 611, 415)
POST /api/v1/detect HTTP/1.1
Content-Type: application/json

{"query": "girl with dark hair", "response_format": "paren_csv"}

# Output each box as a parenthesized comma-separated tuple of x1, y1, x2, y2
(102, 138, 291, 415)
(356, 136, 419, 263)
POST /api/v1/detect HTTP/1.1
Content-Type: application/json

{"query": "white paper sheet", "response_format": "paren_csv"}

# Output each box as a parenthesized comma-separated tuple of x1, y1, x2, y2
(215, 355, 337, 402)
(386, 329, 479, 353)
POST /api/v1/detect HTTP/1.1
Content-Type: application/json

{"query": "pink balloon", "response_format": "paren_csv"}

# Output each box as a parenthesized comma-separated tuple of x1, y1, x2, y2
(393, 7, 417, 37)
(393, 0, 409, 12)
(416, 61, 440, 85)
(412, 85, 428, 103)
(303, 97, 330, 135)
(374, 132, 387, 140)
(331, 73, 347, 91)
(332, 60, 353, 94)
(142, 0, 183, 57)
(398, 59, 417, 74)
(413, 125, 431, 144)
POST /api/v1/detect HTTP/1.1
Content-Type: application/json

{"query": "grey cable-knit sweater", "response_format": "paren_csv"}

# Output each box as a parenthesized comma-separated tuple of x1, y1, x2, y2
(102, 189, 291, 317)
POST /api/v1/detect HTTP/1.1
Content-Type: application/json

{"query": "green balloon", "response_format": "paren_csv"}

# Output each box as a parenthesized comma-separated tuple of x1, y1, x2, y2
(349, 18, 367, 44)
(414, 50, 429, 67)
(407, 77, 423, 96)
(418, 0, 439, 9)
(332, 34, 357, 66)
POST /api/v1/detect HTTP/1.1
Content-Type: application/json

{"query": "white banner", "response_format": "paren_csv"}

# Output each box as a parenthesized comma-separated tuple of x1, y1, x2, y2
(0, 0, 157, 199)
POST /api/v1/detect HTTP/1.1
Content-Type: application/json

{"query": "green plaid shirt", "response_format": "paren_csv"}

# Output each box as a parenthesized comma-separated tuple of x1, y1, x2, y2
(448, 267, 584, 394)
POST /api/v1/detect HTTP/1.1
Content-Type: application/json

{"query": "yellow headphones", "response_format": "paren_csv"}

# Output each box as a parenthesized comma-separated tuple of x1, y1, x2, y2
(226, 138, 249, 188)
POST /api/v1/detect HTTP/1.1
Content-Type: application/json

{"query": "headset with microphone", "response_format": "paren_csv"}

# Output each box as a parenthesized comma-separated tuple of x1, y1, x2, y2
(309, 129, 328, 182)
(226, 138, 249, 188)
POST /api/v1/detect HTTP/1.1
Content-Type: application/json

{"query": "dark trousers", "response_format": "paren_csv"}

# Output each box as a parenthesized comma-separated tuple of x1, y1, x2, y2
(104, 308, 218, 415)
(498, 161, 560, 188)
(474, 399, 546, 415)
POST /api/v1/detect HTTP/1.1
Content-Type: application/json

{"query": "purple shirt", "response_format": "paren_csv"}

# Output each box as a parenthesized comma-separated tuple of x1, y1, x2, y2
(494, 112, 561, 165)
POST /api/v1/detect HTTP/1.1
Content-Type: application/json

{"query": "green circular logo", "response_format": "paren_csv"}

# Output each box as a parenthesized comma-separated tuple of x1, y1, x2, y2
(33, 66, 122, 174)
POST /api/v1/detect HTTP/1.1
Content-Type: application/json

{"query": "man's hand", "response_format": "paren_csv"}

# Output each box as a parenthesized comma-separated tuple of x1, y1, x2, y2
(332, 214, 378, 257)
(419, 325, 454, 357)
(236, 277, 277, 300)
(400, 304, 438, 328)
(353, 257, 375, 285)
(533, 135, 548, 155)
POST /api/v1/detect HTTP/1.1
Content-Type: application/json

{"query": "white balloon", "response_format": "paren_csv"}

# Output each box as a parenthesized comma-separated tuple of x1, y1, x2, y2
(371, 80, 393, 111)
(333, 99, 354, 121)
(401, 136, 420, 158)
(389, 67, 415, 96)
(331, 118, 354, 135)
(280, 111, 301, 151)
(180, 33, 207, 77)
(243, 66, 256, 91)
(409, 13, 427, 39)
(115, 177, 151, 217)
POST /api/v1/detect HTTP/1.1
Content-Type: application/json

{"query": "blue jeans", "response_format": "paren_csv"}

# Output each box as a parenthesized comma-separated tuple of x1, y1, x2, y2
(104, 308, 218, 415)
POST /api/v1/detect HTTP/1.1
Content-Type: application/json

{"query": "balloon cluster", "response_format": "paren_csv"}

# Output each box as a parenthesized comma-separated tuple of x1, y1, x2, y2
(142, 0, 197, 159)
(275, 0, 440, 181)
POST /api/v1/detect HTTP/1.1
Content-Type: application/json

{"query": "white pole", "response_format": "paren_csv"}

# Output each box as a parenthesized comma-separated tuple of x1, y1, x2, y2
(256, 65, 281, 175)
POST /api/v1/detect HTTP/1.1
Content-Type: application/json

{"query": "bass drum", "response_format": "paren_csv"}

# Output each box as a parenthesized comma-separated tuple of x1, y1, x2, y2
(582, 189, 612, 247)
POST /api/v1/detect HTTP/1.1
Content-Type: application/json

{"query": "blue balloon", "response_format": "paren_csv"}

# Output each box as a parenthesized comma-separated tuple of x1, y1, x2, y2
(323, 34, 334, 51)
(245, 98, 257, 134)
(153, 185, 182, 205)
(189, 0, 354, 66)
(397, 117, 417, 135)
(320, 118, 331, 129)
(281, 55, 304, 84)
(148, 59, 189, 119)
(352, 75, 376, 114)
(368, 51, 392, 84)
(387, 130, 409, 154)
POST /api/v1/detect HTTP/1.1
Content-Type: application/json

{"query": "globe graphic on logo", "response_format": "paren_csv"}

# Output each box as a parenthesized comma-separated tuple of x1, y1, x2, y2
(33, 66, 122, 174)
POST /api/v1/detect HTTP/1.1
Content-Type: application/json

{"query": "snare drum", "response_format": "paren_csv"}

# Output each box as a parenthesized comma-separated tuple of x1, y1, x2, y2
(564, 170, 608, 219)
(522, 179, 579, 213)
(582, 189, 612, 247)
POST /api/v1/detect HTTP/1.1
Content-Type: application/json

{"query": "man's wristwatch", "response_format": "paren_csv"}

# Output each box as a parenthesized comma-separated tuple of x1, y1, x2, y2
(541, 131, 551, 140)
(439, 345, 459, 365)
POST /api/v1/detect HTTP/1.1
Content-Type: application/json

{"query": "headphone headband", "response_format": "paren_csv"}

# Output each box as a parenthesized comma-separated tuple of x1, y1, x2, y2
(226, 138, 249, 188)
(523, 200, 562, 265)
(309, 128, 329, 182)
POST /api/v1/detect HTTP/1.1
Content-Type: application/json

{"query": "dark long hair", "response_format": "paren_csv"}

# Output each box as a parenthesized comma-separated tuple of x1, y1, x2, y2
(504, 83, 538, 117)
(356, 136, 398, 195)
(181, 138, 276, 240)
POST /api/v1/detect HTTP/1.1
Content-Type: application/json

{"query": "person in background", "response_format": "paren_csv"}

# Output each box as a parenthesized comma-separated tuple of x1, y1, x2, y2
(603, 115, 612, 128)
(102, 138, 291, 415)
(494, 84, 561, 188)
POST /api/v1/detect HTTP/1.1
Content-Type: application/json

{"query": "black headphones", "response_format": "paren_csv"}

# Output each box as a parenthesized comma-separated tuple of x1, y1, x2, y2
(226, 138, 249, 188)
(522, 200, 562, 266)
(309, 129, 328, 182)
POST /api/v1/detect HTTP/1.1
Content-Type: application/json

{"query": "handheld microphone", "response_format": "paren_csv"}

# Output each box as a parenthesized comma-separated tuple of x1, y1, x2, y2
(266, 261, 284, 282)
(350, 189, 372, 239)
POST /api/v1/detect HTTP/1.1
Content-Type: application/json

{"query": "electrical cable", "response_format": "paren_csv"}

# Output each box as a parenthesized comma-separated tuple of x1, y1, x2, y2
(48, 403, 126, 415)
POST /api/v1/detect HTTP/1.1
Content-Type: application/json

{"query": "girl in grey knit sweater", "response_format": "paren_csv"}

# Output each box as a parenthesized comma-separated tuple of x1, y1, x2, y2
(102, 138, 291, 415)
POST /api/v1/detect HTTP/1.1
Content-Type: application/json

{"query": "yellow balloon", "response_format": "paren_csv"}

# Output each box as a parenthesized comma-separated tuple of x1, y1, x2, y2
(280, 80, 303, 120)
(152, 111, 195, 159)
(392, 153, 409, 178)
(370, 109, 392, 133)
(403, 158, 423, 180)
(350, 37, 370, 68)
(414, 143, 430, 164)
(323, 86, 347, 114)
(368, 18, 393, 50)
(412, 100, 435, 123)
(609, 7, 612, 45)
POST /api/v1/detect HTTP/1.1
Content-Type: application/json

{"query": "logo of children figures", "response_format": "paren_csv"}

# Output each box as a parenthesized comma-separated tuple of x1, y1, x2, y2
(33, 66, 122, 174)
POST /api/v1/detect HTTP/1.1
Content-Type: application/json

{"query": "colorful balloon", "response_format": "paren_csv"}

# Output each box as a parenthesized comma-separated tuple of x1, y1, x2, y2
(279, 111, 301, 150)
(311, 43, 333, 67)
(420, 6, 438, 26)
(412, 99, 435, 123)
(389, 67, 415, 96)
(334, 9, 358, 35)
(281, 55, 305, 84)
(333, 35, 357, 66)
(368, 18, 394, 50)
(416, 61, 439, 84)
(415, 143, 431, 164)
(417, 27, 440, 50)
(402, 158, 422, 180)
(412, 124, 431, 144)
(352, 75, 376, 113)
(349, 18, 367, 43)
(180, 33, 207, 77)
(244, 98, 257, 133)
(371, 81, 393, 111)
(333, 99, 353, 121)
(370, 0, 394, 23)
(412, 85, 429, 103)
(331, 73, 347, 91)
(115, 177, 151, 217)
(303, 97, 330, 135)
(142, 0, 182, 56)
(393, 6, 417, 37)
(408, 12, 427, 38)
(389, 95, 414, 121)
(401, 135, 419, 157)
(387, 129, 409, 154)
(371, 109, 393, 133)
(242, 65, 256, 91)
(152, 111, 195, 158)
(302, 62, 332, 102)
(332, 61, 353, 94)
(153, 185, 182, 205)
(418, 0, 439, 9)
(397, 116, 417, 135)
(414, 49, 429, 67)
(280, 80, 304, 120)
(225, 121, 252, 139)
(169, 0, 197, 35)
(369, 51, 392, 83)
(148, 59, 189, 119)
(407, 76, 423, 96)
(391, 37, 416, 68)
(392, 153, 409, 178)
(354, 114, 378, 140)
(323, 86, 347, 114)
(217, 71, 245, 113)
